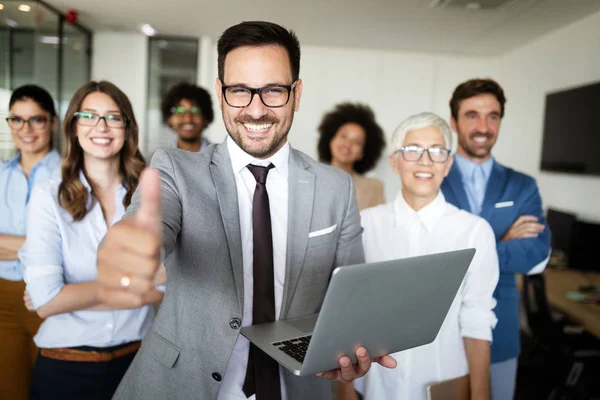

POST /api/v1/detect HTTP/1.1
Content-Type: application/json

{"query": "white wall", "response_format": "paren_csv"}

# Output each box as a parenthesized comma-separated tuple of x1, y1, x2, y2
(200, 45, 497, 201)
(496, 11, 600, 221)
(91, 32, 148, 150)
(91, 10, 600, 220)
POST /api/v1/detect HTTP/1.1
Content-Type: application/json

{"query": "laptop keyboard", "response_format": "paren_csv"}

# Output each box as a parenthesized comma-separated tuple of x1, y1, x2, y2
(272, 335, 312, 363)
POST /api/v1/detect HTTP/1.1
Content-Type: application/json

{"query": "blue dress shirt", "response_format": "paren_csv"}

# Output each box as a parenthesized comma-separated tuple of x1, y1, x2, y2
(453, 154, 494, 215)
(19, 173, 154, 348)
(0, 150, 61, 281)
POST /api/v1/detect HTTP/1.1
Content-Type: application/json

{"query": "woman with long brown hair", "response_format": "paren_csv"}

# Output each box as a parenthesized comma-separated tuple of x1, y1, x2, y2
(19, 81, 163, 399)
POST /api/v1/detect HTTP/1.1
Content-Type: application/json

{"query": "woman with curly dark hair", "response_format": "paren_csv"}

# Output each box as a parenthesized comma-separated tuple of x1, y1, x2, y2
(19, 81, 163, 399)
(317, 102, 386, 210)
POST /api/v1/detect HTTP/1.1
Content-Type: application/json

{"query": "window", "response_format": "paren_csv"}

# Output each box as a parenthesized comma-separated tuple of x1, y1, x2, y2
(0, 1, 91, 159)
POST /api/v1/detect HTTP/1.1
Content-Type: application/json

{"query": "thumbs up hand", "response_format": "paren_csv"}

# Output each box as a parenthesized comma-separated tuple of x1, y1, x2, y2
(97, 168, 164, 308)
(134, 168, 163, 237)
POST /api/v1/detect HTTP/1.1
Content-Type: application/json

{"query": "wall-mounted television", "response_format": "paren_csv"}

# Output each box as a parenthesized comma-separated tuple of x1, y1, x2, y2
(540, 81, 600, 176)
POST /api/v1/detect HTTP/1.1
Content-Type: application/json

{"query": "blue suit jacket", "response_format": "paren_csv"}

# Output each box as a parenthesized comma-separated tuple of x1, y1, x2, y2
(441, 160, 551, 362)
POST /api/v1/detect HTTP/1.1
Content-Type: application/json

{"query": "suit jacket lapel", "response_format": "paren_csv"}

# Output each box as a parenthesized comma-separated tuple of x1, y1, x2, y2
(280, 149, 315, 319)
(480, 160, 508, 221)
(444, 163, 472, 212)
(210, 142, 244, 311)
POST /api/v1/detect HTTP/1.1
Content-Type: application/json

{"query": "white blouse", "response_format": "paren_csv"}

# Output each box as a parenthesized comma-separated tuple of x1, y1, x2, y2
(354, 191, 499, 400)
(19, 174, 154, 349)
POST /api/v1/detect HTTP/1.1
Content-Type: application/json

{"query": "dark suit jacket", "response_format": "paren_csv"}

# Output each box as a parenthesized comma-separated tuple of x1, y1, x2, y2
(441, 160, 551, 362)
(113, 142, 365, 399)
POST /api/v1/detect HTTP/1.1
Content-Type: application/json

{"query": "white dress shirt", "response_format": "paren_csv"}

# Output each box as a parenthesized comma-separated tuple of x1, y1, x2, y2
(19, 173, 155, 348)
(354, 191, 499, 400)
(217, 136, 289, 400)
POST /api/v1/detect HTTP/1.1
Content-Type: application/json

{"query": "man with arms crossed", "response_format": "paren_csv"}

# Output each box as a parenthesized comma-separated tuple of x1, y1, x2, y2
(441, 78, 551, 399)
(96, 21, 395, 400)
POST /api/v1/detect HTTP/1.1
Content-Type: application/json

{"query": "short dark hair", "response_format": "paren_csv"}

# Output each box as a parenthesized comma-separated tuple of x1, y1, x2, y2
(161, 82, 214, 125)
(9, 84, 58, 149)
(450, 78, 506, 120)
(317, 103, 386, 174)
(9, 84, 57, 117)
(217, 21, 301, 83)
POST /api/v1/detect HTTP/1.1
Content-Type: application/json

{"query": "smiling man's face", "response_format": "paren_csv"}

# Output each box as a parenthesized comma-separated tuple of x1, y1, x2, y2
(216, 44, 302, 159)
(451, 93, 502, 162)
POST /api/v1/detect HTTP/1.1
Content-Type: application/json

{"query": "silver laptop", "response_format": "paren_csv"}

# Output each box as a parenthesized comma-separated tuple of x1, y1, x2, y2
(241, 248, 475, 376)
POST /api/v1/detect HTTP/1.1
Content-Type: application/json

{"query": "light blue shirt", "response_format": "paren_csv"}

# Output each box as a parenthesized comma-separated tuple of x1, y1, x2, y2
(0, 150, 61, 281)
(453, 154, 494, 215)
(19, 174, 154, 348)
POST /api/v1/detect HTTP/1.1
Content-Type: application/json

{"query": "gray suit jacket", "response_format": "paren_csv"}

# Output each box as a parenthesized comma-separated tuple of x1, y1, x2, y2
(114, 140, 365, 400)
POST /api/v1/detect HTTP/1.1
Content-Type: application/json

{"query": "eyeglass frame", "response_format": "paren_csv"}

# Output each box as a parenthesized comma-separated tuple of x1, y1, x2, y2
(169, 105, 202, 116)
(73, 111, 128, 128)
(394, 145, 452, 163)
(220, 80, 298, 108)
(6, 115, 50, 131)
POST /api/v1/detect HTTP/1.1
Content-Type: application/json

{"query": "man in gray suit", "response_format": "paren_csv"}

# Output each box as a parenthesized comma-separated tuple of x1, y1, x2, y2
(96, 21, 395, 400)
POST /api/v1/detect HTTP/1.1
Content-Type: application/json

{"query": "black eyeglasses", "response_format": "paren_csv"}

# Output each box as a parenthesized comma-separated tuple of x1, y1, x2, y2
(395, 146, 451, 163)
(73, 112, 127, 128)
(6, 116, 49, 131)
(221, 81, 297, 108)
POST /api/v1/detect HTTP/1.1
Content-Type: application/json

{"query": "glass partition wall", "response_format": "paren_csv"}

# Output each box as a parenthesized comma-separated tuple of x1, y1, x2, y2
(146, 37, 199, 156)
(0, 0, 91, 158)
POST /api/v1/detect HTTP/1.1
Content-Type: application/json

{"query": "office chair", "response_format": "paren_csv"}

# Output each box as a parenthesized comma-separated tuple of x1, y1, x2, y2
(523, 274, 571, 353)
(522, 274, 600, 399)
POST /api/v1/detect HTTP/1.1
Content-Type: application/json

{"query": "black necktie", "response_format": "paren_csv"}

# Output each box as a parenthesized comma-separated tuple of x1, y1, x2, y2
(243, 164, 281, 400)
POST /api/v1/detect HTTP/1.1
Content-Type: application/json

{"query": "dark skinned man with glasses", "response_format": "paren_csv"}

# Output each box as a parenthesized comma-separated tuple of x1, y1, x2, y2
(161, 82, 214, 153)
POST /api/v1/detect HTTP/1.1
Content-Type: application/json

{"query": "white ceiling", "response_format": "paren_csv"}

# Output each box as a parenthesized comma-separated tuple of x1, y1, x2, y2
(41, 0, 600, 56)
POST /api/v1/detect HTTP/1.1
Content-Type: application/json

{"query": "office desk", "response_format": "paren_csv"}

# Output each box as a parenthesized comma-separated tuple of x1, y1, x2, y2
(543, 269, 600, 339)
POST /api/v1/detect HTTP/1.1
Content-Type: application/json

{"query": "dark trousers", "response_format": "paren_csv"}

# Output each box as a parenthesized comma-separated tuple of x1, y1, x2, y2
(30, 344, 137, 400)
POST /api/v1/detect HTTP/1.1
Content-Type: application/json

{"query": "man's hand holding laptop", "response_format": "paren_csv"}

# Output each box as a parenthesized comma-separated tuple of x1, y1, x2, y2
(318, 347, 397, 382)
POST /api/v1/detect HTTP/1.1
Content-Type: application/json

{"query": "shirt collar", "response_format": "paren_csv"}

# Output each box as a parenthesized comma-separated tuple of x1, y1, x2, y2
(454, 153, 494, 182)
(37, 149, 61, 171)
(226, 135, 289, 180)
(394, 190, 447, 232)
(2, 153, 21, 170)
(1, 149, 60, 171)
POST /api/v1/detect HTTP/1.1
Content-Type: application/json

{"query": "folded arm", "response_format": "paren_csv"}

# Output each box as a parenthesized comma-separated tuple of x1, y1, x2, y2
(0, 234, 25, 260)
(497, 181, 551, 274)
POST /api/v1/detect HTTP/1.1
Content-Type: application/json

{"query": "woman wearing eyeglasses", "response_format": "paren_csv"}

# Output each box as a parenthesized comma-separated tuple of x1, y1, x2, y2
(19, 81, 163, 400)
(0, 85, 61, 400)
(340, 113, 499, 400)
(317, 103, 386, 210)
